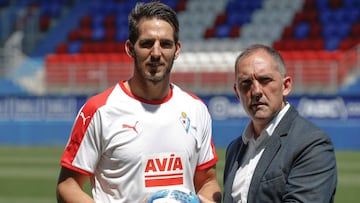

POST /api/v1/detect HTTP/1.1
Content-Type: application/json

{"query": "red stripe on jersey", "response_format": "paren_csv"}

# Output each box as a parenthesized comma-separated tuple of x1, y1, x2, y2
(61, 85, 115, 173)
(145, 172, 183, 178)
(196, 138, 218, 171)
(120, 81, 173, 105)
(145, 174, 183, 187)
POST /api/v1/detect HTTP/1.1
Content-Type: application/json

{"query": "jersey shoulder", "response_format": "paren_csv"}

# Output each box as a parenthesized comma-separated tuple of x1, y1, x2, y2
(81, 85, 116, 115)
(172, 84, 204, 104)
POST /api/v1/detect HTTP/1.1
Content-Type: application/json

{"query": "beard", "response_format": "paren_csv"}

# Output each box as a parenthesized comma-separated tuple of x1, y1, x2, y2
(133, 54, 175, 83)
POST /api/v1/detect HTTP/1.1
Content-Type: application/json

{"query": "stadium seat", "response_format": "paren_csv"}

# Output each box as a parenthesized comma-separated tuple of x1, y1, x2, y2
(229, 26, 241, 38)
(308, 23, 322, 39)
(56, 43, 68, 54)
(226, 12, 251, 26)
(215, 24, 231, 38)
(203, 27, 216, 39)
(103, 14, 116, 28)
(39, 1, 62, 18)
(39, 16, 51, 32)
(67, 41, 82, 54)
(325, 37, 341, 51)
(294, 22, 310, 39)
(0, 0, 9, 7)
(343, 0, 360, 8)
(80, 15, 92, 29)
(350, 23, 360, 37)
(92, 27, 105, 41)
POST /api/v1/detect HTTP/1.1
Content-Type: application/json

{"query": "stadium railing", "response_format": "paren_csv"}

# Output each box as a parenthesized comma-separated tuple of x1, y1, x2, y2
(43, 46, 360, 95)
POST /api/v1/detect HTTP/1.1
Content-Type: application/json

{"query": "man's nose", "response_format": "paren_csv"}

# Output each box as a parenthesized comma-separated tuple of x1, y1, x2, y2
(251, 81, 262, 99)
(151, 42, 161, 57)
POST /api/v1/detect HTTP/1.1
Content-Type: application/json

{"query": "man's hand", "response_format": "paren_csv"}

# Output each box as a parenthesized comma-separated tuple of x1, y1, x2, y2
(198, 194, 221, 203)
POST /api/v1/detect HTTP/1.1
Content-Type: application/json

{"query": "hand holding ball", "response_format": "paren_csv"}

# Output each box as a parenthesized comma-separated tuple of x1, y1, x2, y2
(146, 187, 200, 203)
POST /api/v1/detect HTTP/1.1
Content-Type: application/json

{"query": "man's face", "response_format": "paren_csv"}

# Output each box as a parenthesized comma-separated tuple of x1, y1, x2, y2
(234, 50, 291, 125)
(128, 18, 180, 83)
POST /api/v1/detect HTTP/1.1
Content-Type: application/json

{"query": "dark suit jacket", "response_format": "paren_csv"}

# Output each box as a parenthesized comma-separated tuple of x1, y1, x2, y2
(223, 105, 337, 203)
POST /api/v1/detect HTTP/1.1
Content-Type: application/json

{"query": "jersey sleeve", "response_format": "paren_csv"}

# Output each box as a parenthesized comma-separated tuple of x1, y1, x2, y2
(60, 102, 102, 175)
(195, 102, 218, 171)
(60, 87, 114, 175)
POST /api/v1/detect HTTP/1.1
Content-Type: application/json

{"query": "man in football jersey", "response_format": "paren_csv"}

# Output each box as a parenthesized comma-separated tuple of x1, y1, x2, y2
(56, 1, 221, 203)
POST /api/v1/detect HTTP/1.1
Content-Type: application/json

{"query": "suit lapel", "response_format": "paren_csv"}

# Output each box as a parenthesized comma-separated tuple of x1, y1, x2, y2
(224, 141, 248, 202)
(246, 106, 298, 202)
(247, 134, 281, 202)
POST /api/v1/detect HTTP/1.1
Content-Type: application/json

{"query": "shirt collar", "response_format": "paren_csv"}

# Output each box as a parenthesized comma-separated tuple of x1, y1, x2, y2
(242, 103, 290, 145)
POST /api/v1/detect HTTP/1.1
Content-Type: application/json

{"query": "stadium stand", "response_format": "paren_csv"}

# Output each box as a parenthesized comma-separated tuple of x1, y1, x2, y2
(273, 0, 360, 51)
(0, 0, 359, 96)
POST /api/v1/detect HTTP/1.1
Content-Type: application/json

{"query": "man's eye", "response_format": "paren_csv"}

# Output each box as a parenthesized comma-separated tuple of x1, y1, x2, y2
(160, 41, 173, 48)
(259, 77, 272, 84)
(239, 80, 251, 89)
(242, 80, 251, 85)
(140, 41, 154, 48)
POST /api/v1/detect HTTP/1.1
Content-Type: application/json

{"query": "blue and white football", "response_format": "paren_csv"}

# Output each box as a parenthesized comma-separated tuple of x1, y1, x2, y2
(146, 187, 200, 203)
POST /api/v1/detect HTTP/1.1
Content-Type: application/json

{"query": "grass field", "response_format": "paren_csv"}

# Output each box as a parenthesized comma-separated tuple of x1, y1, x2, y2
(0, 146, 359, 203)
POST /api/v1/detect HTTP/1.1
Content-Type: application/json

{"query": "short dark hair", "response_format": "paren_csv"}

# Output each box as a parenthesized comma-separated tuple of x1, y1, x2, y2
(128, 1, 179, 44)
(235, 44, 287, 77)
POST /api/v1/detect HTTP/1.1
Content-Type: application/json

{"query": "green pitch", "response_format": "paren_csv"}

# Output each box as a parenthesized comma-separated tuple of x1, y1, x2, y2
(0, 146, 359, 203)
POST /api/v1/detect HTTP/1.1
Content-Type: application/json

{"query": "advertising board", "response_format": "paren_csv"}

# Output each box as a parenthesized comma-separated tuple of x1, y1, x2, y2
(0, 95, 359, 149)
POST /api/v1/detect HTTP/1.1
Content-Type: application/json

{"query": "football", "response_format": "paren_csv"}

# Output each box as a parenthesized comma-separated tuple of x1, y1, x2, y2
(146, 187, 200, 203)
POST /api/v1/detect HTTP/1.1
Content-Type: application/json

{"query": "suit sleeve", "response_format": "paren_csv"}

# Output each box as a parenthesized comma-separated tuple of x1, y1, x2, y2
(284, 128, 337, 202)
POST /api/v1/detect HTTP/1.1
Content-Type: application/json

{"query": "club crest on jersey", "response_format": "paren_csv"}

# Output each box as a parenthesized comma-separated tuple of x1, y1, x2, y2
(144, 153, 184, 187)
(179, 112, 190, 133)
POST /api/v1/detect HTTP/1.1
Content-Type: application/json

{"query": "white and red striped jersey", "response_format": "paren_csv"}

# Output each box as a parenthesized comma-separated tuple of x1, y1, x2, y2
(60, 81, 218, 202)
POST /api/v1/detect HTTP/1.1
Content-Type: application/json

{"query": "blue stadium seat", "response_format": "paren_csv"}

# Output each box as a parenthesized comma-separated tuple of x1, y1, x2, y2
(160, 0, 178, 10)
(343, 0, 360, 8)
(0, 0, 9, 7)
(226, 0, 261, 12)
(322, 23, 351, 39)
(345, 9, 360, 24)
(294, 22, 310, 39)
(92, 14, 105, 29)
(215, 24, 231, 38)
(115, 28, 128, 42)
(324, 37, 341, 50)
(116, 13, 128, 29)
(227, 11, 251, 26)
(321, 23, 337, 38)
(92, 27, 105, 41)
(67, 40, 82, 53)
(39, 1, 62, 17)
(316, 0, 329, 10)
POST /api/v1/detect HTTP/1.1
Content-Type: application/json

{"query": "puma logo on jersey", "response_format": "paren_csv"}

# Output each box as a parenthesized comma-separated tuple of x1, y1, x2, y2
(122, 121, 139, 133)
(144, 153, 184, 187)
(79, 112, 91, 125)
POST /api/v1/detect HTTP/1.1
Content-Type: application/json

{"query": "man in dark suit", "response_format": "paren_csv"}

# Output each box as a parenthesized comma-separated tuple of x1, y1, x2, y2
(223, 44, 337, 203)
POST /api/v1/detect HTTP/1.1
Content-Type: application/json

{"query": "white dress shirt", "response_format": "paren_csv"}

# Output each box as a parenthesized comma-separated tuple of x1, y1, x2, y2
(231, 103, 290, 203)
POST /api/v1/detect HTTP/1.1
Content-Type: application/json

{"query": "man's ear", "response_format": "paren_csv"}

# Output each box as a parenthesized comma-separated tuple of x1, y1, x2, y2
(174, 41, 181, 59)
(125, 40, 134, 58)
(233, 83, 240, 99)
(282, 76, 292, 97)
